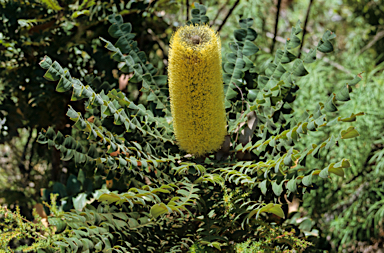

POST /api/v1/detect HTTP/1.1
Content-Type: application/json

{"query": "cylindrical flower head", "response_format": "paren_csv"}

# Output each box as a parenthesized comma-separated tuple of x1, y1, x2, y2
(168, 24, 227, 156)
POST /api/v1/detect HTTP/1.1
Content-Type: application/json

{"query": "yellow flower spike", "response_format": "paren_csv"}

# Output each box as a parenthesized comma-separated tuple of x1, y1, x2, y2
(168, 24, 227, 156)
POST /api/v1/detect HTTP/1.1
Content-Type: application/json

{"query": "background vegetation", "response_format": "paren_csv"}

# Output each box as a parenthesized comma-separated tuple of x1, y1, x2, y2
(1, 0, 384, 252)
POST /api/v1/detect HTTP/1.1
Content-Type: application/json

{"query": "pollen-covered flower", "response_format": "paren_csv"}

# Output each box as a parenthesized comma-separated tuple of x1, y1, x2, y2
(168, 24, 227, 156)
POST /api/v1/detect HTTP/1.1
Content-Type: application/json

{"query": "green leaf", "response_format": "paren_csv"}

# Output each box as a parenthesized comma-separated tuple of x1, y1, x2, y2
(234, 29, 247, 41)
(292, 60, 308, 76)
(281, 50, 297, 64)
(243, 41, 259, 56)
(258, 75, 269, 87)
(73, 193, 87, 211)
(272, 181, 284, 196)
(259, 180, 267, 195)
(319, 159, 350, 178)
(303, 48, 317, 63)
(98, 193, 120, 204)
(40, 0, 62, 11)
(325, 94, 337, 112)
(153, 75, 167, 86)
(317, 38, 334, 53)
(247, 89, 258, 101)
(340, 126, 360, 139)
(239, 18, 254, 29)
(54, 131, 65, 145)
(322, 30, 336, 41)
(39, 55, 53, 69)
(287, 36, 301, 50)
(63, 136, 77, 150)
(48, 217, 67, 233)
(43, 62, 62, 82)
(108, 22, 132, 38)
(287, 177, 297, 192)
(260, 203, 285, 218)
(45, 127, 56, 140)
(246, 28, 258, 41)
(188, 2, 209, 25)
(88, 144, 98, 158)
(150, 203, 170, 218)
(302, 174, 313, 186)
(336, 85, 351, 101)
(339, 112, 364, 122)
(210, 242, 221, 250)
(348, 74, 362, 86)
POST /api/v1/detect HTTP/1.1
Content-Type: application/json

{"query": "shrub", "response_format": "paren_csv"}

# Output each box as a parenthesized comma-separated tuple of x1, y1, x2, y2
(1, 2, 363, 252)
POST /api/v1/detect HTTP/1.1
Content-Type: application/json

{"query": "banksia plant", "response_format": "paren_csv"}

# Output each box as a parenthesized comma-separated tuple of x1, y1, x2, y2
(7, 3, 365, 252)
(168, 24, 227, 156)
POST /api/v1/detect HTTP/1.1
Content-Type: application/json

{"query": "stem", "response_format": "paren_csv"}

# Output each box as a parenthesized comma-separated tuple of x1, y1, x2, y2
(186, 0, 189, 21)
(232, 82, 244, 144)
(358, 29, 384, 55)
(211, 0, 230, 26)
(28, 130, 38, 170)
(217, 0, 240, 32)
(18, 127, 33, 179)
(298, 0, 314, 58)
(270, 0, 282, 53)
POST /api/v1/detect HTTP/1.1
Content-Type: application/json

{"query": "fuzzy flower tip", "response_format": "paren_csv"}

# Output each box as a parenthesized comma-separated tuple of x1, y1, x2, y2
(168, 24, 227, 156)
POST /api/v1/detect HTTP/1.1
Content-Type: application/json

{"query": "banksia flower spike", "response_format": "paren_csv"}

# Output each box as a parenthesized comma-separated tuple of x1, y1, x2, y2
(168, 24, 227, 156)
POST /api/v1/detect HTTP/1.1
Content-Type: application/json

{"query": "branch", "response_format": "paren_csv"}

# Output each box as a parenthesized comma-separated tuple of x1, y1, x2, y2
(232, 82, 244, 144)
(265, 32, 353, 75)
(28, 130, 39, 172)
(211, 0, 230, 26)
(217, 0, 240, 32)
(298, 0, 314, 58)
(270, 0, 282, 53)
(147, 28, 168, 59)
(186, 0, 189, 21)
(358, 29, 384, 55)
(18, 127, 33, 176)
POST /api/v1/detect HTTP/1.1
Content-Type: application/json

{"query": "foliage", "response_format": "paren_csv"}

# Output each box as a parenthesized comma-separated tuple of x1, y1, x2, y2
(0, 1, 367, 252)
(294, 51, 384, 251)
(0, 0, 174, 219)
(234, 225, 312, 252)
(0, 194, 59, 252)
(221, 0, 384, 250)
